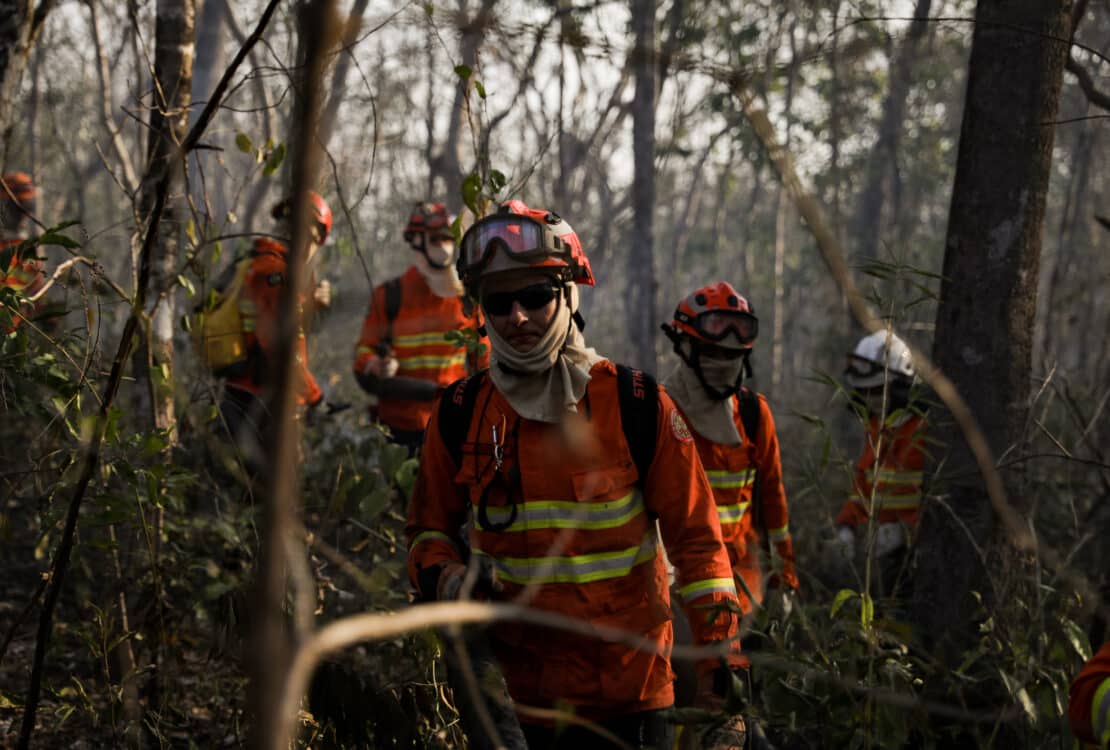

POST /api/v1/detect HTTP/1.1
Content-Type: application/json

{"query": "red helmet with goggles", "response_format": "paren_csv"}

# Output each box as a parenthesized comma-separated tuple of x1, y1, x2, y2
(457, 199, 595, 290)
(403, 202, 453, 244)
(665, 281, 758, 348)
(271, 190, 333, 242)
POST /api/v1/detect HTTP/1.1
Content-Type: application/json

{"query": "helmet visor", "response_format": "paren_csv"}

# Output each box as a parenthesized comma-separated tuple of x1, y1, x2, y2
(694, 310, 758, 346)
(460, 214, 569, 277)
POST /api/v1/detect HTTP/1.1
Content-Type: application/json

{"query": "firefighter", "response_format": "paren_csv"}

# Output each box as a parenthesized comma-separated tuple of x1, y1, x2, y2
(661, 282, 799, 616)
(219, 191, 332, 469)
(406, 200, 747, 749)
(1070, 640, 1110, 747)
(831, 329, 927, 598)
(353, 202, 487, 451)
(0, 172, 47, 330)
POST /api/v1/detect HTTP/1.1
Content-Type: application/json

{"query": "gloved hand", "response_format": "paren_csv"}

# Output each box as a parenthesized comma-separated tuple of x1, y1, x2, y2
(313, 278, 332, 309)
(874, 522, 906, 558)
(362, 354, 399, 378)
(436, 561, 468, 601)
(704, 715, 748, 750)
(436, 558, 503, 601)
(323, 400, 351, 415)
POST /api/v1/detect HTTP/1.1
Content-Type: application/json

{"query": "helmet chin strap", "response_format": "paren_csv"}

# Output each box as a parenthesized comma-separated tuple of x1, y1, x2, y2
(411, 232, 454, 270)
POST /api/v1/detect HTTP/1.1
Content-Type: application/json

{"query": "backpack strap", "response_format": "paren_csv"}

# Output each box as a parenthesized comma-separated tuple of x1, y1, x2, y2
(382, 277, 403, 349)
(438, 370, 488, 467)
(616, 364, 659, 487)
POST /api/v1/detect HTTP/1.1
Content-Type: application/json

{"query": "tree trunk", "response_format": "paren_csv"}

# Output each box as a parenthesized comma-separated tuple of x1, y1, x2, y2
(133, 0, 196, 443)
(912, 0, 1073, 663)
(189, 0, 228, 224)
(628, 0, 656, 372)
(0, 0, 52, 153)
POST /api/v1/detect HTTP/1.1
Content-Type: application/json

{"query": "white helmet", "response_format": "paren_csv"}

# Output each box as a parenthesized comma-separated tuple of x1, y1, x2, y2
(844, 329, 915, 389)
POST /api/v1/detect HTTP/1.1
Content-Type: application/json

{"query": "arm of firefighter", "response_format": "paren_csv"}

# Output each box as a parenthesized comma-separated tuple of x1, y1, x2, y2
(405, 400, 469, 600)
(755, 395, 797, 590)
(297, 331, 323, 406)
(1069, 641, 1110, 745)
(353, 282, 390, 390)
(249, 255, 323, 407)
(647, 391, 743, 674)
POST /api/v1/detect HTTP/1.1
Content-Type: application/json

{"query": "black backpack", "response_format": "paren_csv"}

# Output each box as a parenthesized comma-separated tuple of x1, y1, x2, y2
(437, 364, 659, 486)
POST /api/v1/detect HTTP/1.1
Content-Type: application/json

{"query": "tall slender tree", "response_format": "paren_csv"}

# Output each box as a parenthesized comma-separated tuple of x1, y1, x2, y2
(0, 0, 53, 153)
(629, 0, 657, 371)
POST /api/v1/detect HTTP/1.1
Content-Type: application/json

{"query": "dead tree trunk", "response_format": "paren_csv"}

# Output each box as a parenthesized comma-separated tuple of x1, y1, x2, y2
(628, 0, 656, 372)
(0, 0, 52, 154)
(912, 0, 1074, 663)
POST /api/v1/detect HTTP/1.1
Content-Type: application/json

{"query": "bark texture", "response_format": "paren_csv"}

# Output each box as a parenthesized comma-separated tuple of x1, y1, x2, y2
(0, 0, 52, 154)
(912, 0, 1073, 661)
(628, 0, 656, 372)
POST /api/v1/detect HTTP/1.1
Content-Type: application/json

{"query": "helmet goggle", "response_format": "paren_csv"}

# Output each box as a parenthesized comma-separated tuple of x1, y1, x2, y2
(460, 213, 573, 279)
(681, 310, 758, 347)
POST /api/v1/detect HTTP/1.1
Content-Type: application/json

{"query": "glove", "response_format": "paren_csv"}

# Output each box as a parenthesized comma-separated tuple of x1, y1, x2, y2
(436, 558, 503, 601)
(874, 522, 906, 557)
(436, 561, 467, 601)
(362, 354, 400, 378)
(323, 400, 351, 415)
(705, 715, 748, 750)
(313, 278, 332, 309)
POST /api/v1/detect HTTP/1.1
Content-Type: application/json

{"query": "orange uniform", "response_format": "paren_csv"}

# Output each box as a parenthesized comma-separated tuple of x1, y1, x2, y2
(1, 238, 46, 329)
(353, 266, 487, 434)
(836, 413, 926, 529)
(1070, 641, 1110, 747)
(407, 360, 742, 721)
(680, 391, 797, 612)
(226, 238, 322, 406)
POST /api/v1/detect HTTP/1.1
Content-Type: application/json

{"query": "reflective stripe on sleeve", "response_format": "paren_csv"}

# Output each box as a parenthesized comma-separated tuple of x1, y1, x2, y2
(355, 344, 375, 356)
(1094, 676, 1110, 747)
(848, 492, 921, 510)
(394, 331, 457, 347)
(397, 353, 467, 371)
(717, 502, 750, 525)
(473, 531, 658, 585)
(767, 524, 790, 543)
(705, 469, 755, 489)
(476, 491, 644, 532)
(874, 469, 924, 484)
(678, 577, 737, 602)
(409, 530, 457, 552)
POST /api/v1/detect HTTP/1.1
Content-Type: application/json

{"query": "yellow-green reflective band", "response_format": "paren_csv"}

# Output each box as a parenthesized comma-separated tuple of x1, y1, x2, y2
(477, 491, 644, 532)
(875, 469, 924, 483)
(678, 577, 737, 602)
(473, 532, 658, 585)
(238, 299, 257, 312)
(1094, 677, 1110, 746)
(355, 345, 375, 356)
(242, 321, 256, 332)
(409, 530, 457, 552)
(849, 493, 921, 510)
(706, 469, 755, 489)
(717, 502, 750, 525)
(768, 524, 790, 542)
(394, 331, 457, 348)
(397, 353, 467, 370)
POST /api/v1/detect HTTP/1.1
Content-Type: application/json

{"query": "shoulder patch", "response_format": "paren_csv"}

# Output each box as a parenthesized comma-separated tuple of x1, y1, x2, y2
(266, 272, 284, 286)
(670, 409, 692, 443)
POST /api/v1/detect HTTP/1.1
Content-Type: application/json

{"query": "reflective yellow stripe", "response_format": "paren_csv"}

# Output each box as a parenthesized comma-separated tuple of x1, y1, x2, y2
(394, 331, 457, 347)
(717, 502, 750, 525)
(241, 321, 256, 332)
(1094, 676, 1110, 747)
(397, 353, 467, 370)
(473, 532, 658, 585)
(409, 530, 457, 552)
(874, 469, 923, 483)
(678, 577, 737, 602)
(477, 491, 644, 532)
(849, 493, 921, 510)
(355, 345, 375, 356)
(767, 524, 790, 543)
(705, 469, 755, 489)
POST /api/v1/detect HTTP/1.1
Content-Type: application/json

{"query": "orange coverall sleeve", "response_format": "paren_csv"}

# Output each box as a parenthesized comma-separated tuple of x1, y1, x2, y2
(243, 255, 322, 406)
(754, 395, 798, 589)
(1069, 640, 1110, 746)
(405, 397, 468, 589)
(646, 390, 743, 673)
(353, 280, 389, 375)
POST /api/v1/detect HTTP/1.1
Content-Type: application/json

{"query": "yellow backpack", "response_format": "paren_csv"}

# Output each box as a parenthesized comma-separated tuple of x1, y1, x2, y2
(191, 257, 251, 375)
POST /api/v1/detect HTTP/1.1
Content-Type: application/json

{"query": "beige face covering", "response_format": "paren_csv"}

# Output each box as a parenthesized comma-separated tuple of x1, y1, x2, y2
(414, 243, 464, 298)
(484, 281, 603, 423)
(662, 344, 744, 446)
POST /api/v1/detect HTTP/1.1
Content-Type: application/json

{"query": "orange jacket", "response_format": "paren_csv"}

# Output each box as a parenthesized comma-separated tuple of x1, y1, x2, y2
(836, 413, 926, 529)
(1, 238, 46, 329)
(1070, 640, 1110, 747)
(354, 266, 487, 433)
(226, 239, 322, 406)
(407, 360, 742, 720)
(679, 391, 797, 611)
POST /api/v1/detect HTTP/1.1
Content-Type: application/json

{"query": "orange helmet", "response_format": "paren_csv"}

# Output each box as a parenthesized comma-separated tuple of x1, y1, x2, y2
(664, 282, 758, 348)
(271, 190, 332, 242)
(403, 202, 453, 244)
(457, 199, 595, 291)
(1, 172, 35, 205)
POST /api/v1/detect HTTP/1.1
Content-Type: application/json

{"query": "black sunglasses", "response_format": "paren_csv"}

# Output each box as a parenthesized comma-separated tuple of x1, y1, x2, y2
(481, 282, 561, 316)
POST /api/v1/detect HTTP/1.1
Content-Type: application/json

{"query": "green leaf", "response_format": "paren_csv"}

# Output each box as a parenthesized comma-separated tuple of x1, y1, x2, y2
(830, 588, 856, 618)
(38, 231, 80, 249)
(185, 219, 198, 245)
(454, 64, 473, 80)
(1060, 617, 1092, 661)
(998, 669, 1037, 724)
(235, 132, 253, 153)
(461, 172, 482, 215)
(177, 274, 196, 296)
(263, 143, 287, 176)
(860, 592, 874, 627)
(489, 169, 507, 192)
(475, 79, 486, 98)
